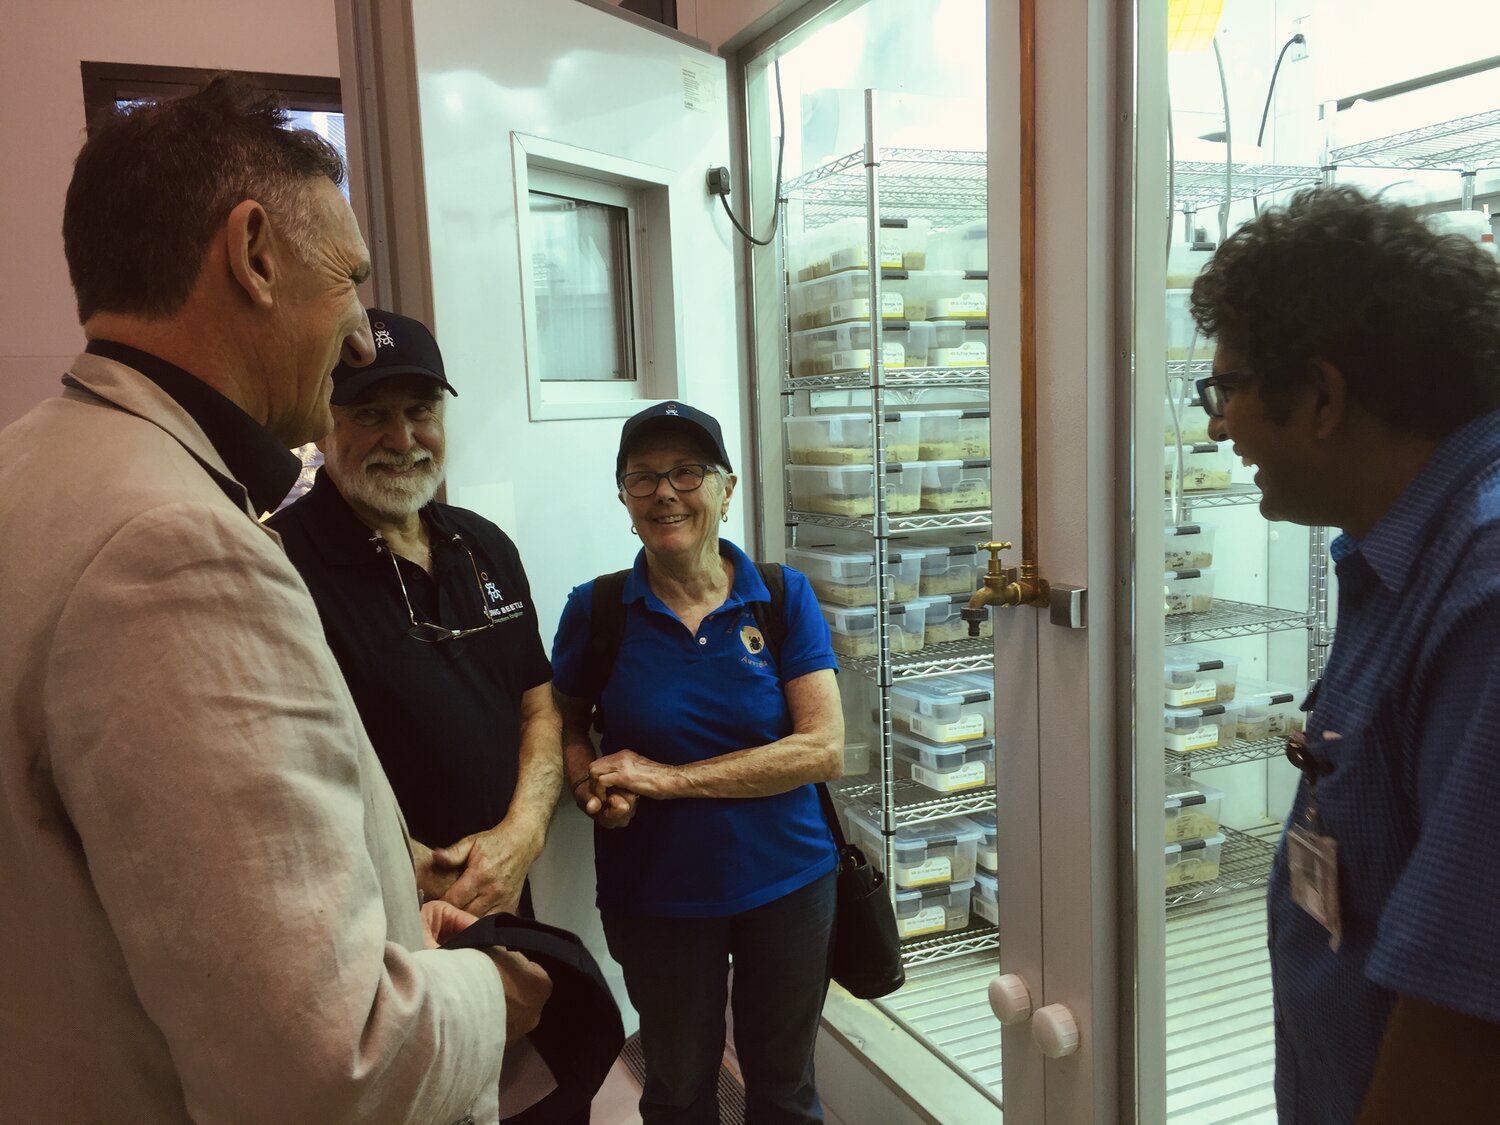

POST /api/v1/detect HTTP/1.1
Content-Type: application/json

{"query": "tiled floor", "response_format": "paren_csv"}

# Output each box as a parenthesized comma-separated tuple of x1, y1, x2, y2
(591, 1057, 645, 1124)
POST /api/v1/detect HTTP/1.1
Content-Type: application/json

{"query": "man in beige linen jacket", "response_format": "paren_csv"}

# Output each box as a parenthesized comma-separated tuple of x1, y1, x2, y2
(0, 78, 545, 1123)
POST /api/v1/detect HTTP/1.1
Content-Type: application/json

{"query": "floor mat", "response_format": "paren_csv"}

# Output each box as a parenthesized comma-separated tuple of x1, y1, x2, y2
(618, 1032, 747, 1124)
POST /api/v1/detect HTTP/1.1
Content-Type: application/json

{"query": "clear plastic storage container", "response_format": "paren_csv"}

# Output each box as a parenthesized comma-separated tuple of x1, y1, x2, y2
(895, 880, 974, 938)
(1165, 833, 1225, 888)
(841, 736, 871, 776)
(1163, 567, 1216, 616)
(883, 272, 928, 322)
(784, 412, 922, 465)
(789, 323, 904, 378)
(927, 218, 988, 272)
(930, 321, 988, 367)
(916, 593, 993, 645)
(1164, 397, 1213, 445)
(821, 601, 926, 660)
(1163, 645, 1241, 706)
(893, 730, 996, 794)
(1236, 680, 1306, 740)
(973, 869, 998, 925)
(923, 270, 989, 319)
(1164, 522, 1216, 570)
(920, 459, 992, 512)
(917, 409, 991, 460)
(786, 463, 921, 517)
(801, 216, 930, 276)
(909, 543, 983, 597)
(788, 270, 905, 330)
(1163, 701, 1243, 753)
(1165, 442, 1232, 492)
(966, 810, 998, 874)
(1165, 776, 1225, 843)
(887, 322, 930, 367)
(786, 545, 923, 607)
(845, 807, 982, 889)
(891, 673, 995, 743)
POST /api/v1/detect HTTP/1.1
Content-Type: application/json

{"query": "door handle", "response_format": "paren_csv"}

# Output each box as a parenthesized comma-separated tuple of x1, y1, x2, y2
(1031, 1003, 1081, 1058)
(988, 974, 1033, 1025)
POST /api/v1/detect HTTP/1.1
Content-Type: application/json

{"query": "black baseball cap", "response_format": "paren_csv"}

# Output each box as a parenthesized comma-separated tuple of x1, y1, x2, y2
(616, 401, 733, 480)
(330, 308, 459, 406)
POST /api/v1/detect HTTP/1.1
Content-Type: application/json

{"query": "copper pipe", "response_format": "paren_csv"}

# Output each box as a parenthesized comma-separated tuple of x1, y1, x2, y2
(962, 0, 1048, 630)
(1018, 0, 1041, 592)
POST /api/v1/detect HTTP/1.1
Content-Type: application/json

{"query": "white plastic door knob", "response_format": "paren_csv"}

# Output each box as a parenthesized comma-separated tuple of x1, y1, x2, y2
(988, 974, 1033, 1025)
(1031, 1003, 1080, 1058)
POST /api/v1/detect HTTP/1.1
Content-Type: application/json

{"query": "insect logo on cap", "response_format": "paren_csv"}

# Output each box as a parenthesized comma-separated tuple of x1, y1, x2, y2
(372, 320, 395, 349)
(664, 403, 680, 415)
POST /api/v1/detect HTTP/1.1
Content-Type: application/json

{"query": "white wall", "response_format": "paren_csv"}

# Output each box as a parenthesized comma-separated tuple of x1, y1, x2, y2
(0, 0, 342, 429)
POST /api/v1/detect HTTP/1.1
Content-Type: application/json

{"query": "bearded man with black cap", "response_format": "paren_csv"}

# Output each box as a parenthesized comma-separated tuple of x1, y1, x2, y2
(271, 308, 563, 922)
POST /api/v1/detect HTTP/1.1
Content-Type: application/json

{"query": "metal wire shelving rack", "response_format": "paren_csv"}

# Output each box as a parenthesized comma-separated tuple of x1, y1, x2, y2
(1165, 825, 1279, 910)
(780, 135, 994, 973)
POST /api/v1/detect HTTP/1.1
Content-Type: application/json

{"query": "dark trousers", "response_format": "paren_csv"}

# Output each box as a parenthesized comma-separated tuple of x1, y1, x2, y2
(602, 871, 837, 1125)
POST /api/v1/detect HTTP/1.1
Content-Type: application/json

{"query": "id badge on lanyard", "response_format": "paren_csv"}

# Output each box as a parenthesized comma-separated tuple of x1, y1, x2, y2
(1284, 718, 1343, 951)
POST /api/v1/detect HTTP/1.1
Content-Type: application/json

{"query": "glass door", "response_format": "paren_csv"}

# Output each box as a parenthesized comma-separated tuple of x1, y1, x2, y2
(1135, 2, 1500, 1120)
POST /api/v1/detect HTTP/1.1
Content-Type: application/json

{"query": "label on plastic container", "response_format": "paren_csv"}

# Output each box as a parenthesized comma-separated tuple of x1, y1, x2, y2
(1166, 677, 1218, 707)
(908, 712, 987, 742)
(827, 345, 904, 373)
(934, 293, 988, 318)
(978, 846, 999, 872)
(1164, 723, 1219, 753)
(901, 856, 953, 887)
(898, 905, 947, 938)
(911, 759, 989, 792)
(932, 341, 988, 367)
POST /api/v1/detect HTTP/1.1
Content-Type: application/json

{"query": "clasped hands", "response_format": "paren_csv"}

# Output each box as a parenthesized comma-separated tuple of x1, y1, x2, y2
(571, 749, 675, 828)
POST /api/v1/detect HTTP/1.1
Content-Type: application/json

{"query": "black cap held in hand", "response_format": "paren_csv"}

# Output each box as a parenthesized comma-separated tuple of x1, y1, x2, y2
(616, 401, 733, 481)
(330, 308, 459, 406)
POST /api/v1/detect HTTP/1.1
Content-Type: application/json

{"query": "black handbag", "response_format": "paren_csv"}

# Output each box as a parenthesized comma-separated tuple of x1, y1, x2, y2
(443, 912, 624, 1124)
(816, 783, 907, 999)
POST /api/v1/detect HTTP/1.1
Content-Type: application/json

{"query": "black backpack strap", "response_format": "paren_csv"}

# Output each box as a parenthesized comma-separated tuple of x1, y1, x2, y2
(582, 569, 631, 729)
(749, 561, 788, 670)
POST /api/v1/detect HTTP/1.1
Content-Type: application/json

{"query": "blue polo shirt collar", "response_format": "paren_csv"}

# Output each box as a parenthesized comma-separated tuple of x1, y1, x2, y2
(620, 539, 770, 614)
(1332, 408, 1500, 594)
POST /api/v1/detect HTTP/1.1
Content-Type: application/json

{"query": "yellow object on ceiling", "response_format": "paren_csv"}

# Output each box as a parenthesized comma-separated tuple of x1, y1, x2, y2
(1167, 0, 1224, 53)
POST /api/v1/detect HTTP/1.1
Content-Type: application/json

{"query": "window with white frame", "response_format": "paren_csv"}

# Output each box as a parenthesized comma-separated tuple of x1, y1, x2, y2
(513, 134, 681, 420)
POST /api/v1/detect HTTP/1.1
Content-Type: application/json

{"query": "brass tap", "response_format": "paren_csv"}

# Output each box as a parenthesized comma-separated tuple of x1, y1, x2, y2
(962, 541, 1051, 634)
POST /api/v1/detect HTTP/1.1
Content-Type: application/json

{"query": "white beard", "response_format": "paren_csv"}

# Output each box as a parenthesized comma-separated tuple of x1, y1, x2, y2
(328, 449, 445, 520)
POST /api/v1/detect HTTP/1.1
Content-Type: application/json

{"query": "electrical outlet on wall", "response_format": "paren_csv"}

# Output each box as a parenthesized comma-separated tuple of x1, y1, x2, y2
(1291, 16, 1311, 61)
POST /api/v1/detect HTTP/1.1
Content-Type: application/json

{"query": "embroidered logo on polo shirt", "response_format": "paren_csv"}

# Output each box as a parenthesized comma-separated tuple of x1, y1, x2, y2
(740, 624, 765, 655)
(479, 569, 526, 623)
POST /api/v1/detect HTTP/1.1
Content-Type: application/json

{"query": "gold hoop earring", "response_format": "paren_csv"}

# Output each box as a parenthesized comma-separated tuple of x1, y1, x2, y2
(720, 511, 729, 524)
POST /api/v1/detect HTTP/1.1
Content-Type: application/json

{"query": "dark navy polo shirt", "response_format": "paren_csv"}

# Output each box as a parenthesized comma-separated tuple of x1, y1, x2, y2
(1269, 408, 1500, 1123)
(551, 540, 840, 918)
(268, 470, 553, 847)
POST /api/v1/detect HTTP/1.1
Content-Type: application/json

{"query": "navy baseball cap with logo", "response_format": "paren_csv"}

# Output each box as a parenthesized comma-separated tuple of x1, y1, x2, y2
(330, 308, 459, 406)
(615, 401, 734, 481)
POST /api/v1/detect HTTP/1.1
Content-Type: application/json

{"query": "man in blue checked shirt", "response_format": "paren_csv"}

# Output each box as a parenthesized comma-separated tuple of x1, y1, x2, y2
(1189, 185, 1500, 1125)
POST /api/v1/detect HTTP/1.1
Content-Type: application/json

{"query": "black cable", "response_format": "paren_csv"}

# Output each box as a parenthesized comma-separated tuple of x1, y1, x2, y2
(720, 59, 785, 247)
(1251, 33, 1305, 216)
(1257, 34, 1306, 148)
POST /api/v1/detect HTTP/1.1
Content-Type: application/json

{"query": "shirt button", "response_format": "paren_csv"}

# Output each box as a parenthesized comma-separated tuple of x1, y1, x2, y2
(698, 637, 707, 645)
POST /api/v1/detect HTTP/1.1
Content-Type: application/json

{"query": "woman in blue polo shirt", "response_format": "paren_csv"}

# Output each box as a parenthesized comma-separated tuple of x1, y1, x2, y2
(552, 401, 843, 1124)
